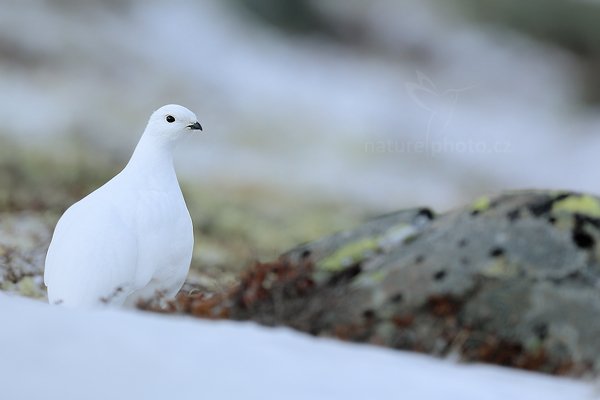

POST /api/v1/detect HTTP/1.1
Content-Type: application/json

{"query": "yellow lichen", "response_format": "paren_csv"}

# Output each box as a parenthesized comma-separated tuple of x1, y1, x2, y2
(552, 195, 600, 218)
(471, 196, 490, 213)
(319, 237, 380, 272)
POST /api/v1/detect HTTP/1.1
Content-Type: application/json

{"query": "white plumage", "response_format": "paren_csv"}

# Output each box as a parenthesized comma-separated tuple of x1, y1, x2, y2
(44, 104, 202, 307)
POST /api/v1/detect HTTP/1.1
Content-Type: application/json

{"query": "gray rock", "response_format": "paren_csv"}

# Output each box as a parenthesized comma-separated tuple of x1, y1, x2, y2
(218, 191, 600, 375)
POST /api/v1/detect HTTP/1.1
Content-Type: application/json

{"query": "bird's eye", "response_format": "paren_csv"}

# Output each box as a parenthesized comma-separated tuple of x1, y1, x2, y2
(166, 115, 175, 123)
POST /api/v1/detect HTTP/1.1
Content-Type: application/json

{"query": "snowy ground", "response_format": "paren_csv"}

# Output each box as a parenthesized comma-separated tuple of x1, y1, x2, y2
(0, 293, 595, 400)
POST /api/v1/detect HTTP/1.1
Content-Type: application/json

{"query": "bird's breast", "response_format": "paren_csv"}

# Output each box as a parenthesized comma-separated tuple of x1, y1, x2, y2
(133, 190, 193, 282)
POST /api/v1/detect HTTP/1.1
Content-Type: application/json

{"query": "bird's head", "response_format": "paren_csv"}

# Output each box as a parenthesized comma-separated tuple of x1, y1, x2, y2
(145, 104, 202, 142)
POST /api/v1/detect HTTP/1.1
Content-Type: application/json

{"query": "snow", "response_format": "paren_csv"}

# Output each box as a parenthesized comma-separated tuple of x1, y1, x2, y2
(0, 294, 594, 400)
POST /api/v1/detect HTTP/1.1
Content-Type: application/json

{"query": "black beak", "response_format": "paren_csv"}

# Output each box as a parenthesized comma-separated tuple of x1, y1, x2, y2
(188, 121, 203, 131)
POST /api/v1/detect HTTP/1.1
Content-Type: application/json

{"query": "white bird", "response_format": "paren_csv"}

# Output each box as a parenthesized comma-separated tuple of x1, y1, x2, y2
(44, 104, 203, 307)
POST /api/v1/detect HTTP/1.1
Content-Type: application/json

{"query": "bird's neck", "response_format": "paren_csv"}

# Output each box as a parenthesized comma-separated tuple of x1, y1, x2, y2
(123, 134, 179, 190)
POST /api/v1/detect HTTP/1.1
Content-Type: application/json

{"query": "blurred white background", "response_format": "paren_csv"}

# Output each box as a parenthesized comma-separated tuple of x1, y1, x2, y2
(2, 0, 600, 212)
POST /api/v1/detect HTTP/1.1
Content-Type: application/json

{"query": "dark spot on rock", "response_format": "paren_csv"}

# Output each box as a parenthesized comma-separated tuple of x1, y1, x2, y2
(433, 270, 447, 281)
(547, 216, 556, 225)
(527, 193, 571, 218)
(533, 323, 549, 341)
(554, 193, 571, 202)
(489, 247, 505, 257)
(458, 238, 468, 248)
(391, 293, 404, 303)
(300, 249, 311, 259)
(571, 217, 595, 250)
(417, 208, 435, 220)
(363, 309, 376, 320)
(527, 200, 553, 217)
(470, 209, 481, 217)
(507, 209, 521, 222)
(572, 230, 594, 249)
(460, 257, 470, 265)
(327, 263, 361, 285)
(415, 255, 425, 264)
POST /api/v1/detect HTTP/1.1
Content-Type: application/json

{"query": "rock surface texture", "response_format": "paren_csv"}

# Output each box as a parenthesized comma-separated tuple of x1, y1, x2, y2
(172, 191, 600, 376)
